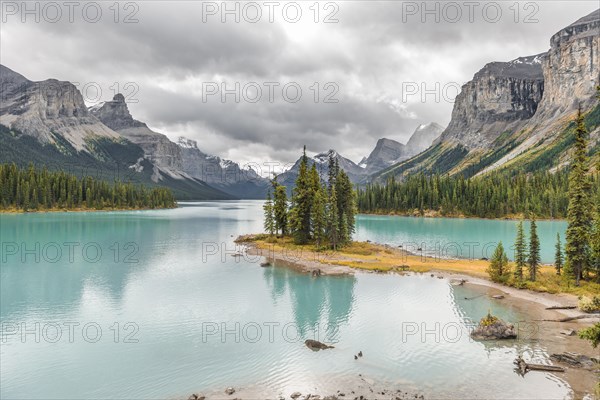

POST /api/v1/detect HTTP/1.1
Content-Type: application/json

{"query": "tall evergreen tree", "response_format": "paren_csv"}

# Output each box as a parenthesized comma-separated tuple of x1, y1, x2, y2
(311, 185, 327, 249)
(263, 191, 275, 236)
(327, 151, 339, 193)
(555, 233, 564, 275)
(335, 169, 355, 244)
(566, 108, 592, 286)
(528, 218, 540, 281)
(591, 192, 600, 281)
(487, 242, 509, 283)
(271, 177, 288, 237)
(514, 220, 527, 281)
(328, 186, 340, 251)
(290, 146, 312, 244)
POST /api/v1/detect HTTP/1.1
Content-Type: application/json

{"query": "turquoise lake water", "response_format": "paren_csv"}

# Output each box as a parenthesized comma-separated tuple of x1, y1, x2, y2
(0, 202, 571, 399)
(355, 214, 567, 263)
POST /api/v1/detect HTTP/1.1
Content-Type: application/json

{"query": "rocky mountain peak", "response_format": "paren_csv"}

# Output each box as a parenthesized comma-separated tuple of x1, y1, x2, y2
(361, 123, 442, 174)
(406, 123, 444, 153)
(0, 64, 30, 95)
(314, 149, 338, 163)
(551, 8, 599, 46)
(436, 53, 545, 149)
(476, 54, 545, 81)
(177, 136, 201, 150)
(89, 93, 146, 131)
(534, 8, 599, 121)
(0, 64, 119, 150)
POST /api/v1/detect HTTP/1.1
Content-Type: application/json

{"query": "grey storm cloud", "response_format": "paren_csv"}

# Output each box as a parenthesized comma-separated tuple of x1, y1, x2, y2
(1, 0, 598, 165)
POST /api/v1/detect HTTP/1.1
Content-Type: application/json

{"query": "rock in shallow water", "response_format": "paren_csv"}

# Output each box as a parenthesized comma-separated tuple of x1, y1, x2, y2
(224, 387, 235, 395)
(470, 315, 517, 340)
(304, 339, 334, 350)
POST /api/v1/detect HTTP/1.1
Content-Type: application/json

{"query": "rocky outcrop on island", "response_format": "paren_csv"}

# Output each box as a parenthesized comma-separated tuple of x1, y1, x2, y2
(470, 313, 517, 340)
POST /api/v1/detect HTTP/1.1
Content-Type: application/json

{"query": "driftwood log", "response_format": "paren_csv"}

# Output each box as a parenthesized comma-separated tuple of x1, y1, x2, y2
(514, 356, 565, 375)
(545, 305, 577, 310)
(536, 315, 599, 322)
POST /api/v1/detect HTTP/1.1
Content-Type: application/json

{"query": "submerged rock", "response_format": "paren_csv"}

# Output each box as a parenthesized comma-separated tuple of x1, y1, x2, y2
(470, 313, 517, 340)
(224, 387, 235, 395)
(551, 352, 599, 368)
(305, 339, 334, 351)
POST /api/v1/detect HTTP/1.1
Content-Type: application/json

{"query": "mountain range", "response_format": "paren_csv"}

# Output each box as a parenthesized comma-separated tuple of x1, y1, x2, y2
(1, 9, 598, 198)
(0, 64, 441, 199)
(374, 9, 600, 182)
(278, 123, 443, 193)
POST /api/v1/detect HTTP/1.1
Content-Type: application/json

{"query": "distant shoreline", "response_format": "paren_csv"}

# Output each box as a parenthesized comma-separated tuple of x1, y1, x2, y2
(357, 211, 568, 222)
(0, 206, 177, 214)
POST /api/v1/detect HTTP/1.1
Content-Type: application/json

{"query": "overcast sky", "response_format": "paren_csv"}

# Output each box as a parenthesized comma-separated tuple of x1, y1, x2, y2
(1, 1, 598, 167)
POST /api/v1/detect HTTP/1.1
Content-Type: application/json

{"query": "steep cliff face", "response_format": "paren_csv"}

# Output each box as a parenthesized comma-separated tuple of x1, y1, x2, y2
(479, 8, 600, 174)
(437, 54, 545, 149)
(90, 94, 184, 173)
(177, 137, 269, 199)
(532, 10, 599, 121)
(379, 9, 599, 181)
(0, 65, 119, 151)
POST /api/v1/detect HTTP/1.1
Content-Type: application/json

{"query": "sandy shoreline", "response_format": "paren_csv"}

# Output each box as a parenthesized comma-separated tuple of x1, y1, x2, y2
(244, 238, 599, 321)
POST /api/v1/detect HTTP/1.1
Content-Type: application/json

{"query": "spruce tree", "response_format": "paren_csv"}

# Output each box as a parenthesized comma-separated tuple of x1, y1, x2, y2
(271, 177, 288, 237)
(591, 192, 600, 281)
(263, 191, 275, 236)
(528, 218, 540, 281)
(555, 233, 564, 275)
(335, 169, 355, 244)
(487, 242, 509, 283)
(290, 146, 312, 244)
(328, 186, 340, 251)
(311, 185, 327, 249)
(566, 107, 592, 286)
(514, 221, 527, 281)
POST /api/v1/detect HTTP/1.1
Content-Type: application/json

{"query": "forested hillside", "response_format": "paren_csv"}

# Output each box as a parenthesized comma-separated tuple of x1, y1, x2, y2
(0, 163, 176, 211)
(358, 170, 599, 219)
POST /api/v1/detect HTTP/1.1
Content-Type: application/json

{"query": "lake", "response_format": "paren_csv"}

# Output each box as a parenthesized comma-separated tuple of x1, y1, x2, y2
(0, 201, 571, 399)
(355, 214, 566, 263)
